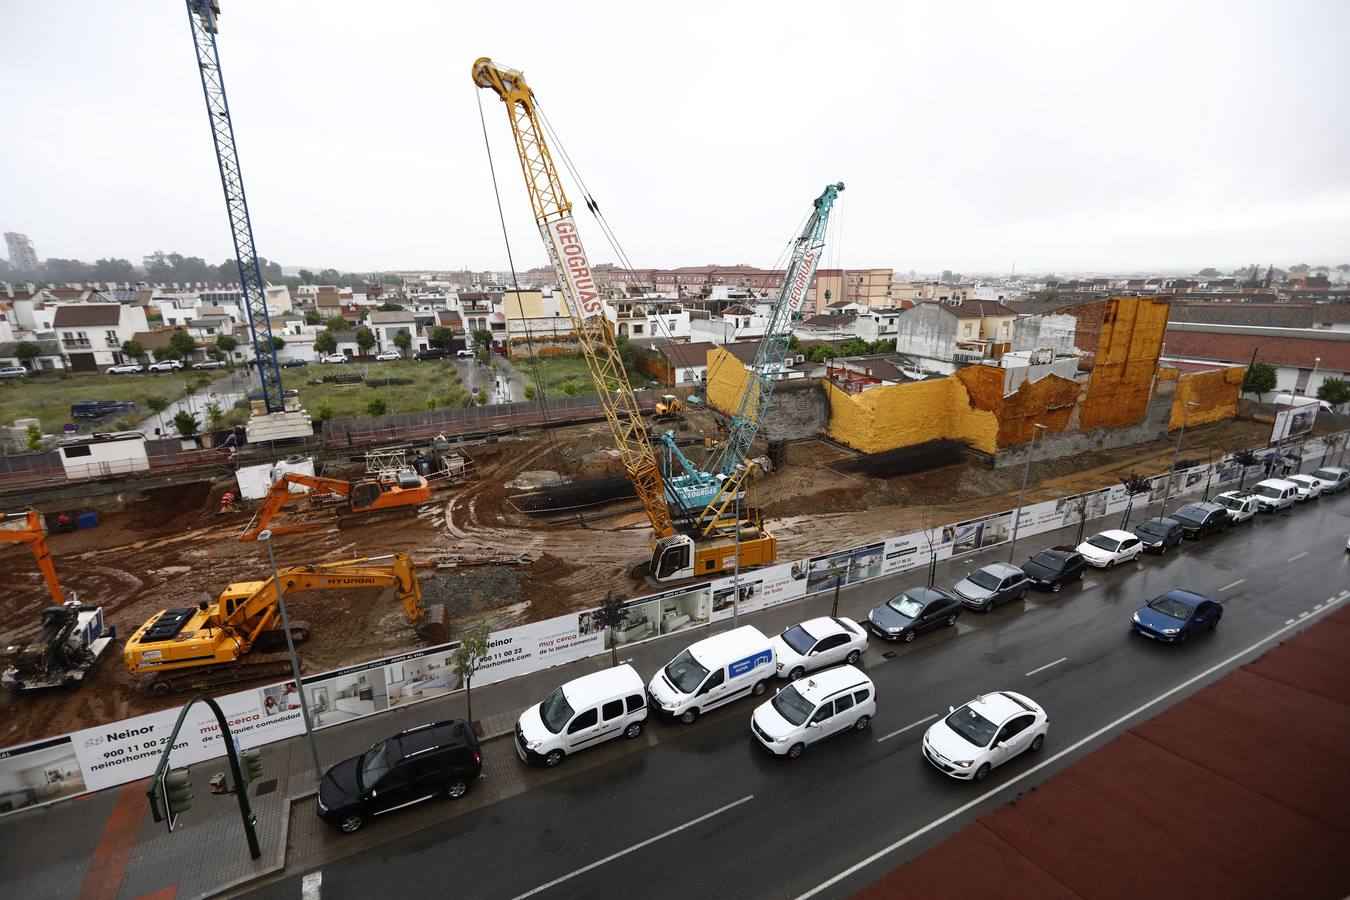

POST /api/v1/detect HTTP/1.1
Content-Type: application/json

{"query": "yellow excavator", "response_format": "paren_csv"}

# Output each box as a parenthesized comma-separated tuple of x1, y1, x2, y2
(124, 552, 446, 695)
(239, 470, 432, 541)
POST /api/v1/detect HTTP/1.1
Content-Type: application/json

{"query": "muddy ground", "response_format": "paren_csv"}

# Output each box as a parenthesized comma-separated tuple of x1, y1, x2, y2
(0, 416, 1269, 745)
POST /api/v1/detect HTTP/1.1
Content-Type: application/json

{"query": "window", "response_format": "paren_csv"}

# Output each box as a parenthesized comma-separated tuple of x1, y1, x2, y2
(699, 668, 725, 694)
(602, 699, 624, 721)
(816, 634, 848, 653)
(852, 688, 869, 704)
(63, 445, 92, 458)
(810, 702, 834, 724)
(835, 693, 855, 714)
(625, 694, 645, 714)
(566, 708, 598, 733)
(998, 714, 1034, 743)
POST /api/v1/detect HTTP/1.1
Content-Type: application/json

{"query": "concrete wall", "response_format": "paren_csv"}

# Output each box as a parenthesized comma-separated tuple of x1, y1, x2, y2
(823, 373, 999, 456)
(704, 347, 829, 442)
(893, 303, 957, 366)
(1010, 312, 1077, 355)
(995, 378, 1176, 468)
(1170, 366, 1245, 430)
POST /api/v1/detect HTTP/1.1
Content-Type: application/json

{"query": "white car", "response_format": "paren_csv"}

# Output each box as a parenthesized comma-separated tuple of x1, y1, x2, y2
(192, 359, 226, 369)
(374, 351, 401, 361)
(771, 616, 868, 680)
(1285, 474, 1323, 502)
(0, 366, 27, 378)
(107, 363, 144, 374)
(1075, 529, 1143, 569)
(321, 354, 349, 364)
(456, 349, 475, 358)
(1213, 490, 1258, 524)
(751, 666, 875, 758)
(923, 691, 1048, 782)
(146, 360, 183, 372)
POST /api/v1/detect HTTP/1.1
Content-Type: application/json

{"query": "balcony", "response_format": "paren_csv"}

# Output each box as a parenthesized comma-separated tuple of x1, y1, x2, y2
(63, 339, 92, 349)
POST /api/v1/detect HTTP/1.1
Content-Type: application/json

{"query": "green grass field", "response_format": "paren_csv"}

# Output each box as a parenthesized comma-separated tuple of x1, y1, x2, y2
(283, 359, 471, 421)
(0, 371, 194, 434)
(515, 354, 656, 397)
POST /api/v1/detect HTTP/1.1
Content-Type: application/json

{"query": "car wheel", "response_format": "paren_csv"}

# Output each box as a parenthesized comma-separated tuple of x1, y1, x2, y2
(1106, 559, 1116, 570)
(680, 708, 699, 725)
(544, 749, 564, 768)
(1159, 542, 1167, 555)
(339, 814, 364, 834)
(1177, 630, 1189, 644)
(1051, 580, 1062, 593)
(845, 649, 861, 665)
(854, 715, 871, 731)
(945, 614, 958, 626)
(789, 667, 806, 681)
(752, 679, 769, 697)
(1020, 587, 1028, 600)
(973, 763, 991, 782)
(624, 721, 643, 739)
(1029, 733, 1044, 753)
(1077, 569, 1085, 581)
(787, 743, 805, 760)
(446, 780, 469, 800)
(904, 630, 916, 643)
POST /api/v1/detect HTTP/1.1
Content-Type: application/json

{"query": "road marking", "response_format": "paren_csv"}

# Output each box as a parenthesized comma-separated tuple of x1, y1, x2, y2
(1314, 603, 1324, 611)
(877, 714, 939, 743)
(1299, 611, 1310, 619)
(1286, 619, 1296, 625)
(512, 795, 754, 899)
(1024, 657, 1067, 677)
(1219, 579, 1244, 591)
(1287, 552, 1309, 562)
(794, 603, 1340, 900)
(302, 871, 322, 900)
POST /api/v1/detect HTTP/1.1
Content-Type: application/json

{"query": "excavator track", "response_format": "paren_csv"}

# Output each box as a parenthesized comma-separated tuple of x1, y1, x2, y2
(254, 620, 312, 652)
(336, 505, 423, 529)
(142, 652, 302, 697)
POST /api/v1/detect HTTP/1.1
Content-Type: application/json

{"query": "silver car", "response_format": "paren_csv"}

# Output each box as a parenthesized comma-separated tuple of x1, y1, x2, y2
(953, 562, 1030, 612)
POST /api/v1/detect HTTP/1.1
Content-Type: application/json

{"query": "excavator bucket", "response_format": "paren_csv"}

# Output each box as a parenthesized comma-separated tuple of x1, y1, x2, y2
(416, 601, 450, 644)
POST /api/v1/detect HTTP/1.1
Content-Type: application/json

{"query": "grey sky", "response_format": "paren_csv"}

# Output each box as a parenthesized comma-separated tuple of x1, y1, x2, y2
(3, 0, 1348, 275)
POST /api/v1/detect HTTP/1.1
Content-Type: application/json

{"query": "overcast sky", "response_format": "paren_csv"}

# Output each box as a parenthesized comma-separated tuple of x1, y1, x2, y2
(3, 0, 1348, 275)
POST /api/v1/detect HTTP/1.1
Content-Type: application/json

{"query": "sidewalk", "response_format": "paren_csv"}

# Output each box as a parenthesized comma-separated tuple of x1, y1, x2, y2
(0, 484, 1302, 899)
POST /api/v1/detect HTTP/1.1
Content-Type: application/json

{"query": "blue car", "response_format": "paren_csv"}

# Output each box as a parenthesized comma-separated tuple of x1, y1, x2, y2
(1131, 590, 1223, 643)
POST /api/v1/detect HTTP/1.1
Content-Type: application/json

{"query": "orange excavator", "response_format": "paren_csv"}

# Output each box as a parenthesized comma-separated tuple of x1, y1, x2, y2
(239, 469, 432, 541)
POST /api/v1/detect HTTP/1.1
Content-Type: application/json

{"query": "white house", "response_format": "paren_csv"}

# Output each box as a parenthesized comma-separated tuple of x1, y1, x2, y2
(52, 303, 149, 371)
(368, 309, 419, 354)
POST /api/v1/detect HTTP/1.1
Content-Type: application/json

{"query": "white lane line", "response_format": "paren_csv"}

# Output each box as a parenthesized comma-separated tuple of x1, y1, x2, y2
(1024, 657, 1067, 677)
(1299, 611, 1310, 619)
(512, 795, 754, 899)
(1314, 604, 1324, 611)
(1286, 619, 1296, 625)
(1287, 552, 1309, 562)
(877, 714, 939, 743)
(1219, 579, 1245, 592)
(302, 871, 322, 900)
(794, 603, 1340, 900)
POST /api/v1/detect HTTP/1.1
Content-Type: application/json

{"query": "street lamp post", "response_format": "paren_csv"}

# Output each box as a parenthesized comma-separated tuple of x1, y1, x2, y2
(731, 483, 741, 627)
(1007, 423, 1049, 564)
(258, 529, 322, 780)
(1160, 401, 1200, 518)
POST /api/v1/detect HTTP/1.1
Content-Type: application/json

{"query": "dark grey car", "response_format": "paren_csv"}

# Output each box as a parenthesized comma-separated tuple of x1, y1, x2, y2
(953, 562, 1030, 612)
(1134, 516, 1183, 554)
(867, 587, 961, 643)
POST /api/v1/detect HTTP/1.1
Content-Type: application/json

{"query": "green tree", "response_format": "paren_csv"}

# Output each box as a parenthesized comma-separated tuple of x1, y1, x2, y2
(25, 424, 44, 453)
(1317, 378, 1350, 408)
(838, 337, 870, 357)
(172, 410, 201, 438)
(91, 257, 136, 282)
(120, 340, 144, 362)
(152, 345, 182, 362)
(394, 330, 412, 356)
(451, 620, 492, 728)
(355, 327, 376, 356)
(270, 335, 286, 350)
(168, 331, 197, 359)
(614, 334, 647, 385)
(476, 390, 489, 405)
(561, 380, 580, 397)
(304, 309, 322, 325)
(314, 330, 338, 356)
(523, 383, 536, 400)
(430, 326, 454, 348)
(807, 344, 837, 363)
(472, 328, 493, 364)
(1241, 362, 1277, 400)
(145, 395, 171, 430)
(215, 334, 237, 355)
(14, 341, 41, 370)
(204, 400, 225, 430)
(315, 400, 335, 422)
(377, 301, 404, 311)
(366, 397, 388, 416)
(325, 315, 348, 332)
(298, 269, 317, 283)
(788, 335, 803, 354)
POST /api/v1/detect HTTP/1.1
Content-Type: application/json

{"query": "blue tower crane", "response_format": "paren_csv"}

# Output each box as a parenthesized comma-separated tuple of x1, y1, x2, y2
(185, 0, 285, 413)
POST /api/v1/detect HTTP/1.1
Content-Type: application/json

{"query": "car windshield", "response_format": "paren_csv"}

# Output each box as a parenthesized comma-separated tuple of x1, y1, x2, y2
(1135, 520, 1167, 536)
(1216, 496, 1241, 510)
(539, 686, 575, 734)
(779, 625, 817, 656)
(771, 684, 815, 727)
(967, 569, 1001, 590)
(359, 739, 391, 789)
(1029, 552, 1063, 570)
(944, 704, 998, 748)
(1172, 508, 1203, 524)
(664, 649, 710, 695)
(886, 594, 924, 618)
(1147, 595, 1193, 620)
(1288, 476, 1312, 486)
(1254, 484, 1281, 498)
(1087, 534, 1120, 551)
(1313, 469, 1339, 481)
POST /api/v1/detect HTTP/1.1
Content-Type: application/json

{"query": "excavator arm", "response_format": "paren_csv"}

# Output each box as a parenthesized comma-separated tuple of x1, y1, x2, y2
(239, 473, 353, 541)
(0, 509, 65, 605)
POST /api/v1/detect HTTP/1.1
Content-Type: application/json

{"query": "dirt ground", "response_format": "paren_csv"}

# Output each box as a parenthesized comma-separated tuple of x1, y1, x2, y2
(0, 416, 1268, 746)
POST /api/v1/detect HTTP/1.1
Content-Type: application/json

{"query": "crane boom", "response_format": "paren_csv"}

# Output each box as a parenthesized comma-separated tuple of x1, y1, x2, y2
(473, 58, 675, 539)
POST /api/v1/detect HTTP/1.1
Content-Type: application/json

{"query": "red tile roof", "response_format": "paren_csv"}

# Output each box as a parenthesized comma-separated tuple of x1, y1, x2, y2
(1164, 328, 1350, 371)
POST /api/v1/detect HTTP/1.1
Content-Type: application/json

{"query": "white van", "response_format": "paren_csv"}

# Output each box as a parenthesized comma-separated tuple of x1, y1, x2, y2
(751, 665, 876, 758)
(515, 664, 647, 767)
(647, 625, 776, 724)
(1252, 478, 1297, 512)
(1273, 393, 1333, 412)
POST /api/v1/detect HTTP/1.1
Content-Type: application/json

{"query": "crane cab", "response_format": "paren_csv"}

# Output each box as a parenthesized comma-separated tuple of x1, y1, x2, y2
(650, 528, 778, 583)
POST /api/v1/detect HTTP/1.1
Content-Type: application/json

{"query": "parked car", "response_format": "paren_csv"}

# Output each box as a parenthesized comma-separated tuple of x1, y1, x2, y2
(192, 359, 226, 369)
(1076, 529, 1144, 568)
(517, 665, 647, 766)
(1021, 548, 1087, 592)
(0, 365, 28, 378)
(415, 348, 450, 361)
(1285, 474, 1323, 502)
(922, 690, 1048, 782)
(750, 666, 875, 758)
(316, 719, 481, 834)
(866, 587, 961, 642)
(70, 400, 135, 419)
(146, 360, 183, 372)
(106, 363, 144, 374)
(1130, 590, 1222, 643)
(1133, 517, 1184, 554)
(771, 616, 867, 680)
(1169, 502, 1229, 539)
(1213, 490, 1258, 524)
(1272, 393, 1334, 412)
(456, 349, 476, 358)
(1251, 478, 1297, 512)
(321, 354, 349, 364)
(953, 562, 1030, 612)
(282, 357, 308, 367)
(374, 351, 401, 361)
(647, 626, 775, 724)
(1310, 467, 1350, 495)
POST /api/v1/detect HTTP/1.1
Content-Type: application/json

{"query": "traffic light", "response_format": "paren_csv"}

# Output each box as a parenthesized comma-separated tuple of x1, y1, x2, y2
(164, 769, 193, 829)
(241, 747, 264, 784)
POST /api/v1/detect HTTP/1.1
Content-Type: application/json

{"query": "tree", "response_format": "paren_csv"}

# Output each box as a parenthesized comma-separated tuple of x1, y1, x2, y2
(476, 390, 489, 405)
(615, 334, 648, 385)
(807, 344, 837, 363)
(393, 330, 412, 356)
(314, 330, 338, 356)
(304, 309, 322, 325)
(788, 335, 803, 354)
(377, 301, 404, 311)
(325, 315, 348, 332)
(366, 397, 388, 417)
(1241, 362, 1277, 401)
(451, 620, 492, 730)
(270, 335, 286, 350)
(152, 345, 182, 362)
(838, 337, 870, 357)
(472, 328, 493, 364)
(298, 269, 317, 284)
(430, 326, 454, 348)
(14, 341, 42, 370)
(315, 400, 335, 422)
(119, 340, 144, 362)
(1231, 449, 1259, 490)
(355, 327, 376, 356)
(172, 410, 201, 438)
(25, 424, 43, 453)
(1317, 378, 1350, 408)
(168, 331, 197, 360)
(92, 258, 136, 282)
(523, 383, 536, 400)
(590, 592, 628, 667)
(1117, 473, 1153, 530)
(215, 334, 237, 355)
(204, 400, 225, 430)
(145, 395, 170, 431)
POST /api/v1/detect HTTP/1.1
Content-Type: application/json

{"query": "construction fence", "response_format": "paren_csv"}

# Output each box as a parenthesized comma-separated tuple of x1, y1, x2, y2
(0, 430, 1346, 818)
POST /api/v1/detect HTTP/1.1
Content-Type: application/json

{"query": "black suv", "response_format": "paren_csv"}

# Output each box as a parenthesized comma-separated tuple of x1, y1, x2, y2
(1169, 502, 1228, 540)
(1021, 547, 1087, 592)
(317, 720, 481, 834)
(414, 348, 450, 361)
(1134, 516, 1184, 554)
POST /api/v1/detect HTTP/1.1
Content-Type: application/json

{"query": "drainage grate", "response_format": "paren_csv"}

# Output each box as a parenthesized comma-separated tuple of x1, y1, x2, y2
(254, 778, 278, 796)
